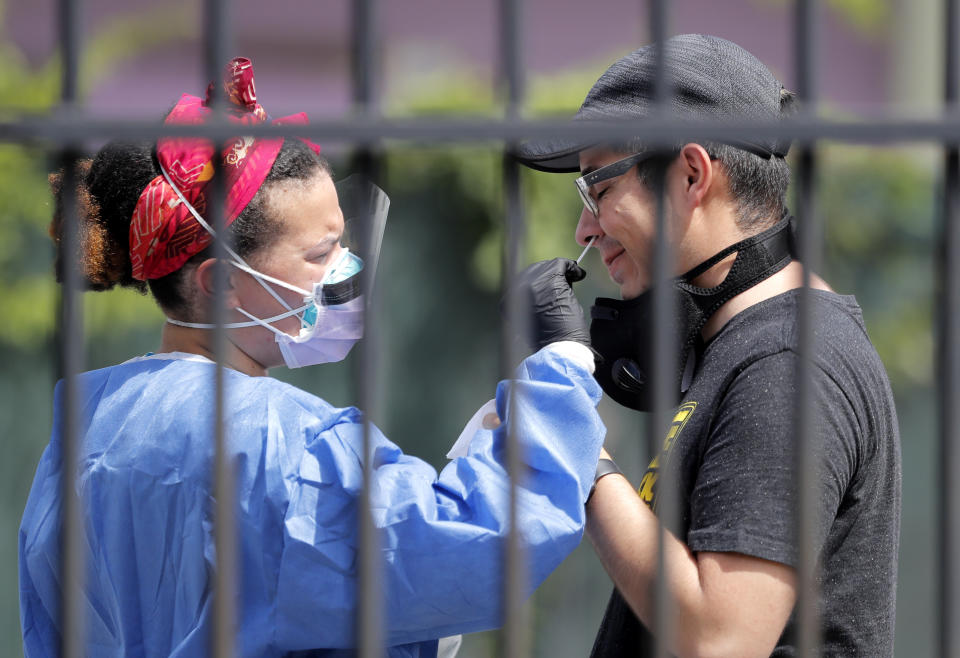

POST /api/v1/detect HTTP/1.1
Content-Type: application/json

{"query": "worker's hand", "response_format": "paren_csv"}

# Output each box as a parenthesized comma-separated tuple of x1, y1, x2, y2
(506, 258, 589, 350)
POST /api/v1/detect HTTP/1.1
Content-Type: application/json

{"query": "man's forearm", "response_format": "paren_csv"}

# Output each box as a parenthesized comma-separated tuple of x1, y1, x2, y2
(586, 471, 707, 653)
(585, 466, 795, 658)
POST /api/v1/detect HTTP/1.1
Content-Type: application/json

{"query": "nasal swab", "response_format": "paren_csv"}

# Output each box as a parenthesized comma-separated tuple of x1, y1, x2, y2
(576, 236, 597, 265)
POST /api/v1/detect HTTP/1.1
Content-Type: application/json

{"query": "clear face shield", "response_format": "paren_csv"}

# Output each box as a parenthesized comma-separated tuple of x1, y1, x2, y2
(336, 174, 389, 290)
(164, 171, 391, 369)
(269, 175, 390, 368)
(287, 174, 391, 327)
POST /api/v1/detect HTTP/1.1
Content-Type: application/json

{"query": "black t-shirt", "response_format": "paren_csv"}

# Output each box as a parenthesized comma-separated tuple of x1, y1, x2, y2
(590, 289, 902, 657)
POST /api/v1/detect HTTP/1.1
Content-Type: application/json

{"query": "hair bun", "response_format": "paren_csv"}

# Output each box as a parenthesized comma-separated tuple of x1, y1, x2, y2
(48, 159, 144, 292)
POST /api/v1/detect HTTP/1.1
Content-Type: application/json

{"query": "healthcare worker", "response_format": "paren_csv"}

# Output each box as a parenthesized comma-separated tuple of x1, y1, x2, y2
(19, 59, 605, 657)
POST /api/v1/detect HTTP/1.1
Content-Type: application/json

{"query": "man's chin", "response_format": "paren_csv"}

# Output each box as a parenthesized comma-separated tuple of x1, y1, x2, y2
(618, 280, 648, 301)
(607, 257, 647, 300)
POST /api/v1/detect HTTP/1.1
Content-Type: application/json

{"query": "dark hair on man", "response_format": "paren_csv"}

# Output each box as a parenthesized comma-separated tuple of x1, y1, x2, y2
(632, 88, 797, 230)
(701, 142, 791, 228)
(49, 138, 330, 319)
(631, 144, 790, 231)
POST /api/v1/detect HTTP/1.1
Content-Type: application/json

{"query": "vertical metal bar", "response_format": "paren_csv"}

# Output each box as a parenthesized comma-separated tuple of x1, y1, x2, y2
(57, 0, 84, 655)
(502, 0, 524, 115)
(59, 0, 78, 106)
(793, 146, 821, 658)
(57, 150, 85, 658)
(355, 165, 384, 658)
(500, 154, 529, 658)
(940, 0, 960, 655)
(647, 2, 674, 657)
(649, 172, 675, 658)
(353, 0, 377, 113)
(499, 1, 528, 656)
(352, 1, 384, 656)
(794, 0, 821, 655)
(649, 0, 668, 105)
(203, 1, 236, 657)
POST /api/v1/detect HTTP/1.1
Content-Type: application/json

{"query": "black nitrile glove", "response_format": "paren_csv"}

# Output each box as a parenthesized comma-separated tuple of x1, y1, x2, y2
(507, 258, 590, 350)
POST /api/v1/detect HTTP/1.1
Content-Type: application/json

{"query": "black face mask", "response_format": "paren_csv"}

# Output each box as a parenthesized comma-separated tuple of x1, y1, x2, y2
(589, 217, 795, 411)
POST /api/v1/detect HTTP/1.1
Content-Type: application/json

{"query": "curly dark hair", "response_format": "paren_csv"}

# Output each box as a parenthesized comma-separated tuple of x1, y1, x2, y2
(49, 138, 331, 318)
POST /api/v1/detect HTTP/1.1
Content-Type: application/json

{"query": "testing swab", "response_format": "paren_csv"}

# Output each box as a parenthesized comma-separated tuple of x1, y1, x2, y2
(576, 236, 597, 265)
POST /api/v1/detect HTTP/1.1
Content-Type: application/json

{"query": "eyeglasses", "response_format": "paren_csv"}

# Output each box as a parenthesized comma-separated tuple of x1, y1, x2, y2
(574, 151, 657, 217)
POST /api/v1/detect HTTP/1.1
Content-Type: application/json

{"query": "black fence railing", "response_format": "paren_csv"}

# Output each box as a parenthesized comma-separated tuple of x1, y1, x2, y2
(6, 0, 956, 656)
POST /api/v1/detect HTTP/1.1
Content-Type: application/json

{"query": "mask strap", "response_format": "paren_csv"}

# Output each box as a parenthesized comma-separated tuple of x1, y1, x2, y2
(227, 260, 312, 297)
(676, 217, 794, 321)
(233, 307, 295, 338)
(680, 216, 792, 282)
(165, 302, 309, 330)
(158, 164, 298, 312)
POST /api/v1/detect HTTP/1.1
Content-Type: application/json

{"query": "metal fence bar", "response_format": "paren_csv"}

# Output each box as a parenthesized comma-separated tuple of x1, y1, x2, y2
(58, 0, 78, 107)
(499, 153, 529, 657)
(201, 2, 236, 657)
(56, 0, 84, 655)
(639, 0, 677, 658)
(794, 0, 821, 655)
(498, 0, 528, 656)
(57, 149, 85, 658)
(940, 0, 960, 655)
(353, 0, 376, 112)
(645, 2, 675, 657)
(25, 2, 951, 656)
(793, 145, 822, 658)
(203, 1, 236, 656)
(352, 0, 384, 655)
(17, 114, 960, 145)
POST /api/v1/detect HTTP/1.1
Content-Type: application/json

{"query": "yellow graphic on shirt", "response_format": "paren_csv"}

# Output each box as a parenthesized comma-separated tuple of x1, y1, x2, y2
(637, 401, 698, 508)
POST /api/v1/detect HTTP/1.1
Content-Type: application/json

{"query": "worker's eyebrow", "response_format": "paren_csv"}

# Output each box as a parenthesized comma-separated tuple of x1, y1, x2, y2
(310, 235, 339, 250)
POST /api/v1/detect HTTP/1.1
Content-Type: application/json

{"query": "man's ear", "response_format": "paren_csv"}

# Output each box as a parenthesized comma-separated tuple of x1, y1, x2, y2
(194, 258, 241, 308)
(677, 143, 714, 209)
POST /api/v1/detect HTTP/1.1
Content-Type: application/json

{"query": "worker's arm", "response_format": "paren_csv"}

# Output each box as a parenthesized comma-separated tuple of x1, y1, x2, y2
(586, 457, 796, 658)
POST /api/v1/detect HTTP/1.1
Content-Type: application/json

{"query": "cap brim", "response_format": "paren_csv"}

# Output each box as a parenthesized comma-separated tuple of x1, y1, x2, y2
(513, 137, 592, 173)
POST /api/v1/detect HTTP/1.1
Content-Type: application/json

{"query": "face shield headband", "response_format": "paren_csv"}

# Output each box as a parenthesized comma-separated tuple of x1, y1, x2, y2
(162, 166, 391, 368)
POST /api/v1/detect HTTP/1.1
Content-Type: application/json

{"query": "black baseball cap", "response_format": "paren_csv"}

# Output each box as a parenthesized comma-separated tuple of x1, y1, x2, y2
(515, 34, 793, 173)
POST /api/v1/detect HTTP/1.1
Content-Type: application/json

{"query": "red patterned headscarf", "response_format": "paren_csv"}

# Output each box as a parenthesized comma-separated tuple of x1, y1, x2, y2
(129, 57, 322, 281)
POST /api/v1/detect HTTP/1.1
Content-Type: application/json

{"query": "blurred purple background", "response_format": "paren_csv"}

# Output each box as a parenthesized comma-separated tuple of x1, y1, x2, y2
(4, 0, 893, 119)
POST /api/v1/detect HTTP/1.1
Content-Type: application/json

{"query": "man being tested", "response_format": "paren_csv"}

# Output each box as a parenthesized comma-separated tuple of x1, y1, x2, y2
(517, 34, 901, 657)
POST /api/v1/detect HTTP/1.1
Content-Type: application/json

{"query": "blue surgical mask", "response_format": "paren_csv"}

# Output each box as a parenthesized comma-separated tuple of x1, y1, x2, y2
(301, 248, 364, 329)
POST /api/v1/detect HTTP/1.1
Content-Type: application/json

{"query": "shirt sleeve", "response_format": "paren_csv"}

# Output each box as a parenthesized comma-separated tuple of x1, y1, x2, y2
(685, 350, 860, 567)
(274, 346, 605, 650)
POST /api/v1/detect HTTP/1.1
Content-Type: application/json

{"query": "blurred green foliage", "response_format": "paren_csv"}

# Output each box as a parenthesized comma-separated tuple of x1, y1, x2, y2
(0, 0, 192, 350)
(819, 145, 937, 390)
(0, 0, 193, 117)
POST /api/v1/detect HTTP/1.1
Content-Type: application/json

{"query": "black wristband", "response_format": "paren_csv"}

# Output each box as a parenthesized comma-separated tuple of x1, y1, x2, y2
(587, 457, 622, 503)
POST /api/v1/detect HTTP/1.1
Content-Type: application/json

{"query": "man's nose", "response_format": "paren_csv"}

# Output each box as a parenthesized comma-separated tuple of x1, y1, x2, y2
(575, 207, 602, 247)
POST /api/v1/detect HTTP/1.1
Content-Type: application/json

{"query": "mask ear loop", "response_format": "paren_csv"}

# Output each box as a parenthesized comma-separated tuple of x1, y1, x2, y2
(166, 302, 310, 330)
(158, 164, 303, 314)
(234, 307, 306, 339)
(226, 259, 312, 297)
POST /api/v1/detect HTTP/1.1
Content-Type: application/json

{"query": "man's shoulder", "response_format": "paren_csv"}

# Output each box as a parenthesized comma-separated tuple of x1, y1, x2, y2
(696, 287, 898, 456)
(704, 288, 871, 366)
(696, 288, 895, 422)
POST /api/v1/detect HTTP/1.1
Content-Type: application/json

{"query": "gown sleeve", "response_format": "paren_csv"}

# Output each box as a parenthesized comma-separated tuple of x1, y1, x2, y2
(274, 344, 605, 650)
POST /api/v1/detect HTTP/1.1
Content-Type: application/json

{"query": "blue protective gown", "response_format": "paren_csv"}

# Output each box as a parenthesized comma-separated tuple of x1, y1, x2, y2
(19, 346, 604, 657)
